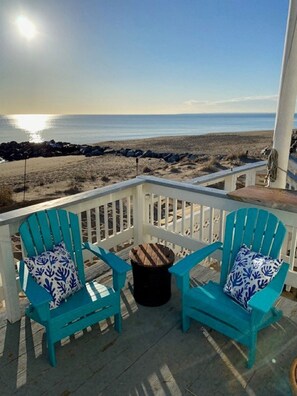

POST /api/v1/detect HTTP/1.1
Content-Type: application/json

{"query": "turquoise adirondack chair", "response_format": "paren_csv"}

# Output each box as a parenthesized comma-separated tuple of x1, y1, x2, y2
(169, 208, 289, 368)
(18, 209, 130, 366)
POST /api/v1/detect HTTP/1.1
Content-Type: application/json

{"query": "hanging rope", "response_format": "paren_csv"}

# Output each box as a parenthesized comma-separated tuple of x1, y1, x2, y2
(265, 148, 278, 186)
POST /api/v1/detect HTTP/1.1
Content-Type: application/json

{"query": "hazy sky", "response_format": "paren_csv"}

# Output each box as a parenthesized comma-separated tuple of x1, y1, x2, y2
(0, 0, 289, 115)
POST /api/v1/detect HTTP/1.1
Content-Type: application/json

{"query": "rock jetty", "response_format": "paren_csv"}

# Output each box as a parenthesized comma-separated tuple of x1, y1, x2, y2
(0, 140, 198, 164)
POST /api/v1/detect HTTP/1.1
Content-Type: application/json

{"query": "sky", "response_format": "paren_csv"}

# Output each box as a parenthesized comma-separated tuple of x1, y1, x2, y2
(0, 0, 290, 115)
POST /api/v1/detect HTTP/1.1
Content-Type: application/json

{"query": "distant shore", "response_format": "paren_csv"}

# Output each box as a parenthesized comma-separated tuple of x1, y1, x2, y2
(0, 131, 272, 210)
(100, 130, 273, 154)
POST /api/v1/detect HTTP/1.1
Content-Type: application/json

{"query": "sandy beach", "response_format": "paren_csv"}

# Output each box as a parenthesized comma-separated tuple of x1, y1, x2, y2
(0, 131, 272, 211)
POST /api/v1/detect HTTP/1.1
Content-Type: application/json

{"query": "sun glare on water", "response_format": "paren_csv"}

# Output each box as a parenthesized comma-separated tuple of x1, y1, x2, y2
(16, 15, 37, 40)
(7, 114, 54, 143)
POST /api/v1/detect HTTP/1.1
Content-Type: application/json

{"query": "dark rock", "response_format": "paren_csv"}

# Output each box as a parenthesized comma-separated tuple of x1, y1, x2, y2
(142, 150, 153, 158)
(134, 150, 143, 157)
(118, 148, 129, 156)
(90, 149, 103, 156)
(164, 154, 180, 163)
(103, 149, 115, 155)
(81, 146, 93, 155)
(126, 150, 136, 157)
(187, 154, 198, 161)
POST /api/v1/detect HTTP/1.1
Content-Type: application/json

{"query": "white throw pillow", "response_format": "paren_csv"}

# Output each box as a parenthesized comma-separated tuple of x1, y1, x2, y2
(223, 244, 282, 311)
(24, 241, 82, 309)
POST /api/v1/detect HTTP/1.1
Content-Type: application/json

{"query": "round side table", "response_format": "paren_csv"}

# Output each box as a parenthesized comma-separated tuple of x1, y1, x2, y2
(129, 243, 175, 307)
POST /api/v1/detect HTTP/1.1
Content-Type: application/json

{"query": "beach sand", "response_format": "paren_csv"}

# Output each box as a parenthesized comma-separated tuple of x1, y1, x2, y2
(0, 131, 272, 210)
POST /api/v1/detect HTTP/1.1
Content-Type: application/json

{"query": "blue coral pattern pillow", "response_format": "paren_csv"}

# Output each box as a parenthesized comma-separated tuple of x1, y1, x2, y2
(223, 244, 282, 311)
(24, 241, 82, 309)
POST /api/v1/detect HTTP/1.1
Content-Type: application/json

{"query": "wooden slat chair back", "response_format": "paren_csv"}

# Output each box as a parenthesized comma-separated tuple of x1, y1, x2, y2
(220, 208, 286, 286)
(20, 209, 86, 284)
(170, 207, 289, 368)
(18, 209, 130, 367)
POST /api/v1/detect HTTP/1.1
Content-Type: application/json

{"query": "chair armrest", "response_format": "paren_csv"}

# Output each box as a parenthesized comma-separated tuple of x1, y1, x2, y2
(248, 262, 289, 314)
(248, 286, 281, 314)
(169, 241, 223, 277)
(83, 242, 131, 274)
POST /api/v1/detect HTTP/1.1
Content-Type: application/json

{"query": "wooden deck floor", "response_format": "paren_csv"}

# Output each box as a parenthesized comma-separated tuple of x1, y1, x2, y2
(0, 265, 297, 396)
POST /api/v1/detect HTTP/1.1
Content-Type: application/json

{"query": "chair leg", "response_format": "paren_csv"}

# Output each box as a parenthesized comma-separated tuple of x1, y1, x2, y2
(114, 313, 122, 333)
(247, 332, 257, 369)
(47, 332, 57, 367)
(182, 312, 190, 332)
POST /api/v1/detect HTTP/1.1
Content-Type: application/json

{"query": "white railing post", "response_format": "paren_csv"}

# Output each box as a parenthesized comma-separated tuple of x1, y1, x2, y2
(245, 170, 256, 186)
(0, 224, 21, 323)
(224, 174, 236, 192)
(133, 184, 145, 245)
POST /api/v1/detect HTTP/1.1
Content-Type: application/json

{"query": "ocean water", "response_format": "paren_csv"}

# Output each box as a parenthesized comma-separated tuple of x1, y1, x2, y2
(0, 113, 296, 145)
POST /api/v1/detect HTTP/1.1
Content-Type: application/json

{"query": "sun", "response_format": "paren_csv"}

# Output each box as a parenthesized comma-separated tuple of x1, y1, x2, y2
(16, 15, 37, 40)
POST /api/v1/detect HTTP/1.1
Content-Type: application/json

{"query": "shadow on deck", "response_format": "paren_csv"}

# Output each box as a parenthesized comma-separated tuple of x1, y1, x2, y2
(1, 265, 297, 396)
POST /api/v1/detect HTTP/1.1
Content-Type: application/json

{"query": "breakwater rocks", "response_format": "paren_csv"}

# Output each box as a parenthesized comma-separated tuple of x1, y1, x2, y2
(0, 140, 199, 164)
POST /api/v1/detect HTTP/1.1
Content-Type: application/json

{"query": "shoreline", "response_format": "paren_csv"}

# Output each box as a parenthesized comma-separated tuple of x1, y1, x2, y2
(0, 130, 274, 164)
(0, 129, 274, 150)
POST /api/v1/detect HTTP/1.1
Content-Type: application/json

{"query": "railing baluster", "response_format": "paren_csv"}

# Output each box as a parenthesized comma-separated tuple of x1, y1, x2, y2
(95, 207, 100, 243)
(86, 209, 92, 242)
(190, 203, 194, 238)
(165, 197, 169, 229)
(78, 212, 82, 240)
(181, 201, 186, 235)
(158, 196, 161, 228)
(173, 199, 177, 233)
(209, 207, 214, 243)
(127, 196, 131, 229)
(112, 201, 116, 235)
(150, 194, 154, 225)
(104, 204, 109, 240)
(119, 198, 124, 233)
(199, 204, 204, 242)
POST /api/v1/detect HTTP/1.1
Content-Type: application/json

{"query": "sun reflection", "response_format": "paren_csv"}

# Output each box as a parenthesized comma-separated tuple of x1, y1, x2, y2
(7, 114, 54, 143)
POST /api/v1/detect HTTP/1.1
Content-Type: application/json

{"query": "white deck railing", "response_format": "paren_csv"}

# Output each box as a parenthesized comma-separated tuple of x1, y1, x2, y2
(190, 161, 267, 190)
(191, 158, 296, 191)
(0, 172, 297, 323)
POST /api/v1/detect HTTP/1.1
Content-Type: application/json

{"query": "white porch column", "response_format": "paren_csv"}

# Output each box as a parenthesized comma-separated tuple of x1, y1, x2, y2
(271, 0, 297, 188)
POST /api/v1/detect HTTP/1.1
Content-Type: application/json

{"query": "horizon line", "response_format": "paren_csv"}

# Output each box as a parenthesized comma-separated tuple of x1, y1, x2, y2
(0, 111, 282, 117)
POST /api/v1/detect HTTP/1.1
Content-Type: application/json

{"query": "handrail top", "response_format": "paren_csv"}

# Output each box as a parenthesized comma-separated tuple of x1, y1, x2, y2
(137, 175, 228, 198)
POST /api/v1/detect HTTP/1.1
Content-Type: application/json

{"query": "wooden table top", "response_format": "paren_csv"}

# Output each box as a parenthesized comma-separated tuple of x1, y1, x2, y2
(227, 185, 297, 213)
(129, 243, 175, 267)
